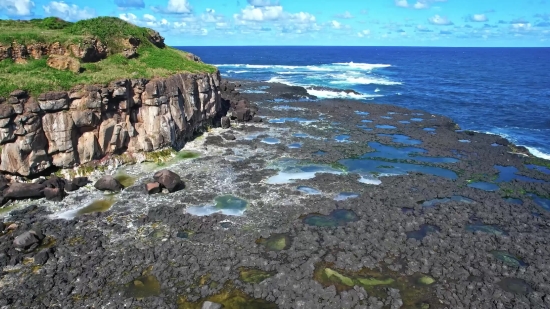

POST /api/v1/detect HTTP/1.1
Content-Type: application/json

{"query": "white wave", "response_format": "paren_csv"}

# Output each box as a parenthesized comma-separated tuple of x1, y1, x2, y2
(375, 88, 381, 92)
(329, 76, 402, 86)
(524, 147, 550, 160)
(266, 76, 298, 86)
(306, 65, 333, 71)
(333, 62, 392, 70)
(227, 70, 250, 74)
(306, 88, 383, 100)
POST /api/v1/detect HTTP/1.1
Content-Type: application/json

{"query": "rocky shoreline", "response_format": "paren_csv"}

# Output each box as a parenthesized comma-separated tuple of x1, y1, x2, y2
(0, 79, 549, 308)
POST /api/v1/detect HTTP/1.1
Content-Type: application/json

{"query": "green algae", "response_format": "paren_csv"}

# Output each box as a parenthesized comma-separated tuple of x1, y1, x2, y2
(214, 195, 248, 211)
(256, 233, 292, 251)
(177, 287, 277, 309)
(491, 251, 527, 267)
(125, 268, 161, 299)
(239, 267, 276, 284)
(357, 277, 395, 286)
(313, 263, 438, 309)
(114, 173, 136, 188)
(76, 198, 114, 216)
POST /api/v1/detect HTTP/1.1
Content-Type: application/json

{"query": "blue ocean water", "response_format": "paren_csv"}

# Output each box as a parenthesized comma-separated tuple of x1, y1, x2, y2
(178, 46, 550, 158)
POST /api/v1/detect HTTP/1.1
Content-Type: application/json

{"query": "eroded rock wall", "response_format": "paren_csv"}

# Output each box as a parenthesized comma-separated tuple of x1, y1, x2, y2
(0, 72, 222, 176)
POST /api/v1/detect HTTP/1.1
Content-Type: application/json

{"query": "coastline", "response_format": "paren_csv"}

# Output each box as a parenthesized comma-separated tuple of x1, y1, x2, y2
(0, 78, 549, 308)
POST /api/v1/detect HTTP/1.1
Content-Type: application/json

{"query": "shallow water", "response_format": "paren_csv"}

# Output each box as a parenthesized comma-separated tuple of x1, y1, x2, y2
(527, 194, 550, 212)
(466, 223, 507, 236)
(265, 159, 343, 184)
(261, 137, 281, 145)
(494, 165, 547, 183)
(125, 272, 161, 298)
(422, 196, 475, 207)
(269, 118, 315, 124)
(334, 192, 360, 201)
(406, 224, 440, 241)
(335, 135, 350, 142)
(526, 164, 550, 175)
(297, 186, 322, 195)
(376, 125, 397, 129)
(363, 142, 458, 164)
(257, 233, 292, 251)
(302, 209, 359, 227)
(423, 128, 436, 132)
(186, 195, 248, 216)
(504, 198, 523, 205)
(491, 251, 528, 267)
(411, 118, 423, 122)
(468, 182, 499, 191)
(377, 134, 422, 145)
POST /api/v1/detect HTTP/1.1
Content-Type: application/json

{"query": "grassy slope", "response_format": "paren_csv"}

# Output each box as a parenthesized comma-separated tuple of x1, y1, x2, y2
(0, 17, 216, 97)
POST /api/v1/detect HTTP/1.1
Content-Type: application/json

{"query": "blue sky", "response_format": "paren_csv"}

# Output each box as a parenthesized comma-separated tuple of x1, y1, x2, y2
(1, 0, 549, 46)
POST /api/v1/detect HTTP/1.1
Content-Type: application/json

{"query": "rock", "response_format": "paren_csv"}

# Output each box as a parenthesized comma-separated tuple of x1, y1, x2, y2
(0, 175, 10, 191)
(153, 169, 185, 193)
(34, 248, 52, 265)
(13, 231, 40, 250)
(43, 187, 66, 202)
(42, 176, 66, 189)
(0, 221, 4, 231)
(122, 48, 137, 59)
(77, 132, 101, 163)
(7, 223, 17, 231)
(201, 301, 222, 309)
(147, 30, 165, 47)
(38, 91, 69, 112)
(186, 53, 202, 62)
(252, 116, 263, 123)
(221, 116, 231, 129)
(3, 183, 45, 199)
(46, 55, 81, 73)
(72, 177, 89, 188)
(145, 182, 161, 195)
(64, 182, 79, 192)
(222, 133, 236, 141)
(232, 109, 251, 122)
(94, 176, 123, 192)
(0, 104, 15, 119)
(9, 90, 27, 98)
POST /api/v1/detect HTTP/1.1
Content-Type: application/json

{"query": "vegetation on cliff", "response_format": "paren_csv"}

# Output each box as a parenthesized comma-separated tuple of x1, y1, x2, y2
(0, 17, 216, 97)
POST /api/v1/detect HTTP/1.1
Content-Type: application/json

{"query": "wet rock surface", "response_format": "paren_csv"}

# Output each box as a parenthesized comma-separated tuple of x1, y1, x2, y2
(0, 80, 549, 308)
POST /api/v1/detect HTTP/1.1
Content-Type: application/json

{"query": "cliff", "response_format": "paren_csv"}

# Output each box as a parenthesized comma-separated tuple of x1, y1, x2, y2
(0, 72, 222, 176)
(0, 17, 228, 177)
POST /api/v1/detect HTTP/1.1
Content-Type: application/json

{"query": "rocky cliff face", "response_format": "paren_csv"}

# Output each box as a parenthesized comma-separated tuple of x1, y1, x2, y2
(0, 72, 222, 176)
(0, 39, 108, 64)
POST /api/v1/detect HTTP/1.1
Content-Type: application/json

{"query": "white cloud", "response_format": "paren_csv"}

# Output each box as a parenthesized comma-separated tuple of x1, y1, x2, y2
(335, 11, 354, 19)
(167, 0, 191, 14)
(235, 5, 284, 21)
(395, 0, 409, 8)
(469, 14, 488, 22)
(0, 0, 34, 16)
(331, 20, 342, 29)
(143, 14, 156, 22)
(152, 0, 192, 14)
(511, 23, 532, 30)
(43, 1, 95, 21)
(201, 8, 224, 23)
(413, 1, 429, 9)
(247, 0, 280, 7)
(428, 14, 453, 25)
(357, 29, 371, 37)
(120, 13, 170, 28)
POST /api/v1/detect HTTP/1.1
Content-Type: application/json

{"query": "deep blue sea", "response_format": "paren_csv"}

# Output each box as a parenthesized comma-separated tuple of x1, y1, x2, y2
(177, 46, 550, 158)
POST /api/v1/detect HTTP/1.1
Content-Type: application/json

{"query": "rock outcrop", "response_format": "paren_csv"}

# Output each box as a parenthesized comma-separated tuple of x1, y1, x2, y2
(0, 38, 108, 63)
(0, 72, 222, 176)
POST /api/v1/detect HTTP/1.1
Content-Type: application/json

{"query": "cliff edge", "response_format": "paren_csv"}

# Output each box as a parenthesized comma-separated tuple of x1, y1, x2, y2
(0, 17, 225, 177)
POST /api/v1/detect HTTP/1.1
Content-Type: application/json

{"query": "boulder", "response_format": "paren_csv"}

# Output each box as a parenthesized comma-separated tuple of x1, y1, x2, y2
(72, 177, 90, 187)
(221, 116, 231, 129)
(145, 182, 161, 195)
(13, 231, 40, 250)
(64, 182, 79, 192)
(44, 187, 66, 202)
(0, 175, 9, 191)
(153, 169, 184, 193)
(201, 301, 222, 309)
(38, 92, 69, 112)
(34, 248, 53, 265)
(42, 175, 66, 189)
(0, 104, 15, 119)
(46, 55, 81, 73)
(122, 48, 137, 59)
(94, 176, 123, 192)
(232, 109, 251, 122)
(222, 133, 236, 141)
(3, 183, 45, 199)
(252, 116, 263, 123)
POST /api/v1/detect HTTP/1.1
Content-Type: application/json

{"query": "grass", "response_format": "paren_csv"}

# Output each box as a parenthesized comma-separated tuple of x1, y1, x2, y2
(0, 17, 216, 97)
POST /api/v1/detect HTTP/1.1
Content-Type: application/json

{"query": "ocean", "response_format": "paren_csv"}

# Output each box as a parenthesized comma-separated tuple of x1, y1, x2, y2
(177, 46, 550, 159)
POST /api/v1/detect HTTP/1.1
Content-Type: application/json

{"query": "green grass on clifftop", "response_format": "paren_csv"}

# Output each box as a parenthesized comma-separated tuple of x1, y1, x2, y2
(0, 17, 217, 97)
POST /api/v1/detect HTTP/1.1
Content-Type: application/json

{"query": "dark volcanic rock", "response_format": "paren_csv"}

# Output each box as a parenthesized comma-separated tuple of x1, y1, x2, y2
(13, 231, 39, 250)
(252, 116, 263, 123)
(34, 248, 53, 265)
(72, 177, 89, 188)
(42, 176, 66, 189)
(43, 187, 66, 201)
(153, 169, 185, 193)
(3, 183, 45, 199)
(94, 176, 123, 192)
(222, 133, 236, 141)
(232, 108, 251, 122)
(221, 116, 231, 128)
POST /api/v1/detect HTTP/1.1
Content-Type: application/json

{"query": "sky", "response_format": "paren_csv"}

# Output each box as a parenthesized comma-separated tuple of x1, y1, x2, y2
(1, 0, 549, 47)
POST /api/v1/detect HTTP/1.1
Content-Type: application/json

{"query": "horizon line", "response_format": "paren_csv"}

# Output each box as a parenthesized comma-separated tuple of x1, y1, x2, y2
(171, 45, 550, 48)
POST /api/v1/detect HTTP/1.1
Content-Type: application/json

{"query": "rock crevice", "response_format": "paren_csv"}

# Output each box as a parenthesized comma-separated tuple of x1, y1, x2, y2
(0, 72, 222, 176)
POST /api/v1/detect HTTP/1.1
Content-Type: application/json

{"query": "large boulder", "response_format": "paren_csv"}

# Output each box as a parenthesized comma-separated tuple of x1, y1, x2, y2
(153, 169, 184, 193)
(44, 187, 66, 202)
(221, 116, 231, 129)
(94, 176, 123, 192)
(145, 182, 161, 195)
(13, 231, 40, 250)
(3, 183, 45, 199)
(42, 175, 66, 189)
